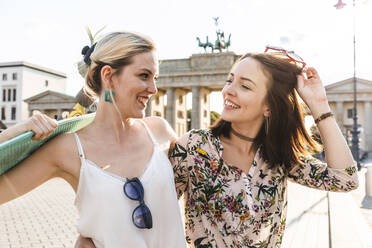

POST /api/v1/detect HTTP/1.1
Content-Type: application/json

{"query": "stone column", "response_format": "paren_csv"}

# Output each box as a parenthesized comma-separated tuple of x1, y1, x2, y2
(336, 101, 344, 134)
(200, 88, 211, 129)
(150, 90, 165, 118)
(191, 86, 201, 129)
(166, 88, 176, 128)
(365, 101, 372, 153)
(145, 99, 152, 117)
(57, 109, 62, 120)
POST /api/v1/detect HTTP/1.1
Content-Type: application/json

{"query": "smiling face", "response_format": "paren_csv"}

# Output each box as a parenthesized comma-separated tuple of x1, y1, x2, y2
(107, 51, 159, 119)
(221, 57, 271, 125)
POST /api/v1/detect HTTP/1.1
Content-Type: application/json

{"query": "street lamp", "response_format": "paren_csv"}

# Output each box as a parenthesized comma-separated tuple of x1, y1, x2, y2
(334, 0, 361, 170)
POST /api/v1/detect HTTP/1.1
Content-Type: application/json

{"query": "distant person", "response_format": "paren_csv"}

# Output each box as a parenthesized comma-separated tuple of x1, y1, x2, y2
(0, 31, 186, 248)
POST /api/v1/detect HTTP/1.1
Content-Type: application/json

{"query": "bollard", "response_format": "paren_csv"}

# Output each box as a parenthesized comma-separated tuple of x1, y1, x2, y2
(366, 164, 372, 197)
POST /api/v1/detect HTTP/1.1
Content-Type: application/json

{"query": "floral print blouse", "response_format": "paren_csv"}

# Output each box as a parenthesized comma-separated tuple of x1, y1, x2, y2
(169, 129, 358, 248)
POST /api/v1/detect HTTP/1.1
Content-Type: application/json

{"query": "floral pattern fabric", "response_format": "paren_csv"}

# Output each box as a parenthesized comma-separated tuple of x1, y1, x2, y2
(169, 129, 358, 248)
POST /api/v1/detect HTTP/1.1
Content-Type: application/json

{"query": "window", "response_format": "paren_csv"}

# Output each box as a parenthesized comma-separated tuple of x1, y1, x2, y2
(177, 110, 184, 119)
(204, 94, 207, 103)
(347, 109, 353, 119)
(7, 89, 11, 102)
(13, 89, 16, 101)
(12, 73, 17, 80)
(45, 80, 49, 87)
(11, 107, 16, 120)
(155, 96, 160, 105)
(204, 110, 207, 117)
(1, 107, 5, 120)
(2, 73, 7, 81)
(2, 89, 5, 102)
(154, 111, 161, 116)
(178, 95, 183, 104)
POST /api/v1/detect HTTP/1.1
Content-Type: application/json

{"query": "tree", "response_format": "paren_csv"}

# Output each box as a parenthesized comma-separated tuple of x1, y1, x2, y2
(210, 111, 220, 125)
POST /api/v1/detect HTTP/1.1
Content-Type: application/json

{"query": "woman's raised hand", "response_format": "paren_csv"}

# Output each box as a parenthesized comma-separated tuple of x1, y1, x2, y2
(296, 67, 328, 109)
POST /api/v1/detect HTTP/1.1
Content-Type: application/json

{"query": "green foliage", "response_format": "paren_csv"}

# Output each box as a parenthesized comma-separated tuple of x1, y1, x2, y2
(210, 111, 220, 125)
(186, 110, 220, 131)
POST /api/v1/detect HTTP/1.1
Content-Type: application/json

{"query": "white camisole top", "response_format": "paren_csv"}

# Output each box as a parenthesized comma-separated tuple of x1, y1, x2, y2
(73, 120, 186, 248)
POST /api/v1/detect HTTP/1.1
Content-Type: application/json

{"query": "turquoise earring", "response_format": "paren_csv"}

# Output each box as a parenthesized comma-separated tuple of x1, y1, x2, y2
(105, 90, 114, 102)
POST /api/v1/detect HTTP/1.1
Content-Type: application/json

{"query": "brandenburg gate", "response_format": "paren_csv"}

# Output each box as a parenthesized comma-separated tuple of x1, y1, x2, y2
(145, 17, 239, 136)
(145, 52, 240, 136)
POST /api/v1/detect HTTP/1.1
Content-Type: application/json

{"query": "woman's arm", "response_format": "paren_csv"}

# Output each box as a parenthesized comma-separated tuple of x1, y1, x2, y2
(0, 114, 63, 205)
(297, 67, 355, 169)
(288, 68, 358, 192)
(169, 132, 191, 199)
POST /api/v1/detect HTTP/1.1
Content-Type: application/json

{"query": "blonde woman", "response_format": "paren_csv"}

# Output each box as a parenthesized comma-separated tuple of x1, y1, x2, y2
(0, 32, 186, 248)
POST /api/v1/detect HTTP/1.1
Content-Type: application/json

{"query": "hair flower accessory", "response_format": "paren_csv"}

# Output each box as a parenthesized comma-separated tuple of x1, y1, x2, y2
(81, 43, 96, 65)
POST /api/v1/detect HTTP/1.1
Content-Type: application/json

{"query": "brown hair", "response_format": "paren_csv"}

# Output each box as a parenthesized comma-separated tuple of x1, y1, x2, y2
(211, 53, 320, 173)
(78, 31, 156, 99)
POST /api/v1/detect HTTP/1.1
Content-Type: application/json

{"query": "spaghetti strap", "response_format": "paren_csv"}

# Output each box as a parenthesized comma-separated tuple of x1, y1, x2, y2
(137, 119, 158, 145)
(73, 133, 86, 160)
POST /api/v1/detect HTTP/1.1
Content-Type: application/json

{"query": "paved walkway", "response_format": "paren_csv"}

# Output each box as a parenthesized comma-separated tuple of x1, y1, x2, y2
(1, 173, 372, 247)
(0, 178, 78, 248)
(351, 165, 372, 230)
(281, 182, 329, 248)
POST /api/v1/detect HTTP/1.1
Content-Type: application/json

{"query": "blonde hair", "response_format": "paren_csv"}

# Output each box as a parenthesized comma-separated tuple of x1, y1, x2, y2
(78, 31, 156, 99)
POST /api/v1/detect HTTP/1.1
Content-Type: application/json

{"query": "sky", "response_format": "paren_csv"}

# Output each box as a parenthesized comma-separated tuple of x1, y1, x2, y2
(1, 0, 371, 113)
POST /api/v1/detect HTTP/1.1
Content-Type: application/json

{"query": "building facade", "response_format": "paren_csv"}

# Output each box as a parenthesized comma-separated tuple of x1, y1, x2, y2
(326, 78, 372, 155)
(24, 90, 77, 120)
(146, 53, 372, 156)
(0, 62, 66, 127)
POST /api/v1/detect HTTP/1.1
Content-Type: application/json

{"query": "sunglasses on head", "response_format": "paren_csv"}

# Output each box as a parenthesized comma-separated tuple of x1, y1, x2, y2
(264, 45, 307, 70)
(123, 177, 153, 229)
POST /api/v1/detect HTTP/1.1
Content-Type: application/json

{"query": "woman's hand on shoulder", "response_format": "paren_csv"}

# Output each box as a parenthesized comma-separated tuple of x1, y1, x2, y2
(0, 113, 58, 143)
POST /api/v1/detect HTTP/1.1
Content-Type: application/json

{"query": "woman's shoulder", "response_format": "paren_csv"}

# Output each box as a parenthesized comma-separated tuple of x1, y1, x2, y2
(142, 116, 168, 130)
(141, 117, 178, 151)
(189, 128, 214, 141)
(46, 132, 81, 170)
(177, 128, 215, 149)
(44, 132, 76, 153)
(189, 128, 213, 137)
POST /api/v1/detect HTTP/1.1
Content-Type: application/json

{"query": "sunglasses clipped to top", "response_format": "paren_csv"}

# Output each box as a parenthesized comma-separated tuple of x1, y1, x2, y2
(123, 177, 153, 229)
(264, 45, 307, 71)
